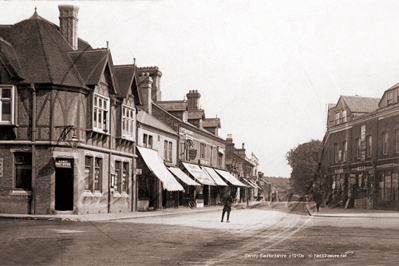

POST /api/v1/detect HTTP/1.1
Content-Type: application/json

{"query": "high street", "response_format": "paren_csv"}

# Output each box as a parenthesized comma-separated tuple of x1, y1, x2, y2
(2, 202, 399, 265)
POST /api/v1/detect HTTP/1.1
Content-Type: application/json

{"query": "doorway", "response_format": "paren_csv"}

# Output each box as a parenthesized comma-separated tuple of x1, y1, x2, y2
(55, 166, 74, 211)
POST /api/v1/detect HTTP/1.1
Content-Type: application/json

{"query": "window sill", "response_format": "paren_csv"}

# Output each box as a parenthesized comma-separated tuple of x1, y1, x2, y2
(93, 191, 103, 197)
(83, 190, 93, 197)
(11, 190, 31, 196)
(121, 192, 129, 197)
(90, 129, 110, 136)
(0, 123, 17, 127)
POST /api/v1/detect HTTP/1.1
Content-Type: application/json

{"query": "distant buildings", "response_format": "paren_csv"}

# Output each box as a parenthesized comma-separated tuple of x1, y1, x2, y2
(317, 88, 399, 210)
(0, 5, 261, 215)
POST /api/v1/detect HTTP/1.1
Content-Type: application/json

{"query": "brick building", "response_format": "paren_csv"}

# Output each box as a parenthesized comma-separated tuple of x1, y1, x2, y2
(317, 89, 399, 210)
(0, 6, 139, 214)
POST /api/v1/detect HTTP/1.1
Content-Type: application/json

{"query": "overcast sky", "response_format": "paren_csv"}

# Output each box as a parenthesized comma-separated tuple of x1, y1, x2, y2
(2, 1, 399, 177)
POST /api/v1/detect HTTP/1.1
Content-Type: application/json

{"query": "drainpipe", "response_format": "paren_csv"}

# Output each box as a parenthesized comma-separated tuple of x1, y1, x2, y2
(31, 83, 36, 214)
(108, 99, 113, 213)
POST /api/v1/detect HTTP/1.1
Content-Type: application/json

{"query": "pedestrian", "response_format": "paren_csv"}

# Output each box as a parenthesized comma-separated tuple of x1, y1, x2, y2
(313, 189, 323, 212)
(221, 191, 233, 223)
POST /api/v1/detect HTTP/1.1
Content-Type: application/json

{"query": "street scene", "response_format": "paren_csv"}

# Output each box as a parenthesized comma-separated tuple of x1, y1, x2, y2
(2, 1, 399, 265)
(2, 202, 399, 265)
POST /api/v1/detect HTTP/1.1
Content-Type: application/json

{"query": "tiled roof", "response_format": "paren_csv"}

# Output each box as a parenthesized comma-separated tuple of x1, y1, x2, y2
(341, 96, 379, 113)
(188, 109, 205, 120)
(328, 103, 336, 110)
(68, 49, 108, 86)
(0, 37, 24, 79)
(137, 110, 177, 136)
(203, 118, 221, 128)
(156, 101, 188, 111)
(114, 64, 141, 105)
(0, 12, 87, 87)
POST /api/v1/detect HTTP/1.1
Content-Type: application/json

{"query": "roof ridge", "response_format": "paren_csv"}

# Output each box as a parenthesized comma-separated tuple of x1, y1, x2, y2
(341, 95, 380, 99)
(68, 48, 107, 54)
(114, 64, 135, 69)
(0, 37, 12, 47)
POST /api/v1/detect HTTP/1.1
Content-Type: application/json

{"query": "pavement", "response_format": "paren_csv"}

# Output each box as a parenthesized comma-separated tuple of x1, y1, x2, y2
(2, 200, 399, 221)
(0, 201, 262, 222)
(306, 202, 399, 218)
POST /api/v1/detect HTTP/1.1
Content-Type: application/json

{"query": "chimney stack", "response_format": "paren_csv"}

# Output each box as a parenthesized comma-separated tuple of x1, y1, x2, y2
(186, 90, 201, 111)
(139, 72, 153, 115)
(58, 5, 79, 50)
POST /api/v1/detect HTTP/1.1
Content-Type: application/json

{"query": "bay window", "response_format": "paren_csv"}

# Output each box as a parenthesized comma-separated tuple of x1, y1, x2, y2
(122, 106, 135, 140)
(93, 94, 109, 132)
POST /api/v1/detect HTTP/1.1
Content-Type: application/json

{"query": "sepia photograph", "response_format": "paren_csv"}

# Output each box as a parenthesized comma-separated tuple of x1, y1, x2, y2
(0, 0, 399, 265)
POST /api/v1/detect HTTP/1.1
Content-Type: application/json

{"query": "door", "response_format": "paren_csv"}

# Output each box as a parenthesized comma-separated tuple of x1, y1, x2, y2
(55, 167, 74, 211)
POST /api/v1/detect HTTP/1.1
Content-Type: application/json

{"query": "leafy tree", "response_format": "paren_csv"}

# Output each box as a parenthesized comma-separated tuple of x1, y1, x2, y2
(286, 139, 321, 196)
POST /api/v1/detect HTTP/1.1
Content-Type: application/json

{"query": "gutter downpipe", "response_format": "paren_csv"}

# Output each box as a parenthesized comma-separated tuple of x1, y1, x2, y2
(108, 100, 113, 213)
(31, 83, 36, 215)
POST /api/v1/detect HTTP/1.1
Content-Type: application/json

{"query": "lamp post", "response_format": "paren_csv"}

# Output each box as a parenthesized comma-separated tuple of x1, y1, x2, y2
(67, 127, 80, 151)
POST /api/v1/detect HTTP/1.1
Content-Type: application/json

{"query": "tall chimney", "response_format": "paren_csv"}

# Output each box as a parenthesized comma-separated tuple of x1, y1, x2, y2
(139, 72, 153, 115)
(186, 90, 201, 111)
(58, 5, 79, 50)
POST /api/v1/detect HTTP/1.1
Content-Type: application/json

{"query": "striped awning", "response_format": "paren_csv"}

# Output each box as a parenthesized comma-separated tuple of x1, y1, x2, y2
(168, 167, 201, 186)
(202, 167, 228, 186)
(214, 169, 247, 187)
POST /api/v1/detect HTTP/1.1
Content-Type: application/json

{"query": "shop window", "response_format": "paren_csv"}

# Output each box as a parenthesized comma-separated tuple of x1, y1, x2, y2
(382, 132, 388, 155)
(84, 156, 93, 191)
(122, 106, 135, 140)
(366, 136, 372, 158)
(342, 141, 347, 161)
(93, 93, 109, 133)
(0, 85, 15, 124)
(15, 152, 32, 190)
(356, 138, 361, 159)
(94, 158, 102, 191)
(122, 162, 128, 193)
(379, 170, 397, 202)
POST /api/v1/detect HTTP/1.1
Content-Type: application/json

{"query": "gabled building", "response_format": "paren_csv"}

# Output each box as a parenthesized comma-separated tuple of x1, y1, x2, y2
(0, 6, 139, 215)
(317, 87, 399, 209)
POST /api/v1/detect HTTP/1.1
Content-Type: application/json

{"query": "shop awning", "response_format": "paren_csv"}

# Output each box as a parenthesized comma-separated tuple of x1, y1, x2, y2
(182, 162, 216, 186)
(248, 179, 261, 189)
(242, 178, 256, 188)
(202, 167, 228, 186)
(214, 169, 247, 187)
(168, 167, 201, 186)
(137, 147, 184, 191)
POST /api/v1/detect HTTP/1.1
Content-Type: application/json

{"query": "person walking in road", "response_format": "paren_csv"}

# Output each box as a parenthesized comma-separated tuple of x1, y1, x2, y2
(313, 189, 323, 212)
(221, 191, 233, 223)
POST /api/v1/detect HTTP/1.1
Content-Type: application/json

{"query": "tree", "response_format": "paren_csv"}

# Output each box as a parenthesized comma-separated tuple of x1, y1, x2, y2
(286, 139, 321, 196)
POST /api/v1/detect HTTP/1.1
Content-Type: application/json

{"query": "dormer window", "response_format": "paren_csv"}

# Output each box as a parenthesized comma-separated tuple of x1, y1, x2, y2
(342, 110, 347, 123)
(122, 106, 135, 140)
(387, 92, 393, 105)
(93, 94, 109, 133)
(0, 85, 15, 124)
(335, 112, 340, 125)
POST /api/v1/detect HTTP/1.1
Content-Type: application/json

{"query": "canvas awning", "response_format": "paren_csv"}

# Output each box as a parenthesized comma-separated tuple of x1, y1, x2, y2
(168, 167, 201, 186)
(248, 179, 261, 189)
(137, 147, 184, 191)
(202, 167, 228, 186)
(182, 162, 216, 186)
(214, 169, 247, 187)
(242, 177, 256, 188)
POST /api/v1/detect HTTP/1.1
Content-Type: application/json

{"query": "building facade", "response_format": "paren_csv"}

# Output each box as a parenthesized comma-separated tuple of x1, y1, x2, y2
(317, 90, 399, 210)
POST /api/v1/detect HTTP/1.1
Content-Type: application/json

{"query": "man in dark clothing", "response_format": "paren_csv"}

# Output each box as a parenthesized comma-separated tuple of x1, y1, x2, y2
(313, 190, 323, 212)
(221, 192, 233, 222)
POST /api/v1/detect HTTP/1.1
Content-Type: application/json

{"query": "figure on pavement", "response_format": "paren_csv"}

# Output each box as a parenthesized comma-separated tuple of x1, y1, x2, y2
(221, 190, 233, 223)
(313, 189, 323, 212)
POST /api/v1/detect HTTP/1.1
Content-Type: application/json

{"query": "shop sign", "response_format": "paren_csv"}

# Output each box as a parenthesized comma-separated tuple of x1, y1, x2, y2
(55, 159, 72, 168)
(334, 169, 344, 174)
(377, 163, 397, 169)
(351, 166, 373, 172)
(189, 149, 197, 160)
(199, 159, 209, 166)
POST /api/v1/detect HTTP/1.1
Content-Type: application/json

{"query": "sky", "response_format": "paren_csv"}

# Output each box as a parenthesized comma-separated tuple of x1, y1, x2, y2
(2, 0, 399, 177)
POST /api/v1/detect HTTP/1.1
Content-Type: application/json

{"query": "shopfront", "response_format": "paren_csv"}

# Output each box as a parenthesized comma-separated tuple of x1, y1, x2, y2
(375, 163, 399, 210)
(168, 167, 200, 207)
(202, 166, 228, 205)
(214, 169, 247, 200)
(136, 147, 184, 211)
(350, 165, 374, 209)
